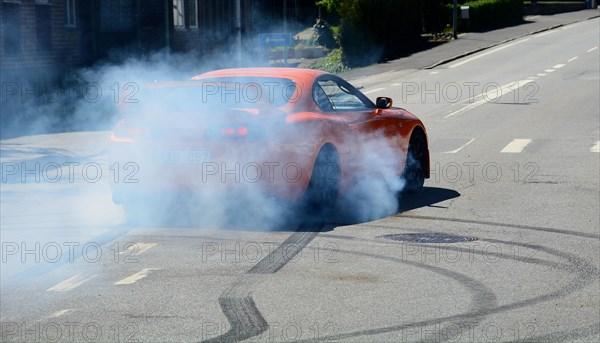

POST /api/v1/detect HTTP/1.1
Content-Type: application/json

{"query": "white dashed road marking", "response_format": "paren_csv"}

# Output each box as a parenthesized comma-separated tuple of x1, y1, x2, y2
(444, 138, 476, 154)
(591, 141, 600, 153)
(47, 274, 96, 292)
(567, 56, 578, 63)
(119, 242, 157, 256)
(114, 268, 157, 285)
(444, 80, 533, 118)
(501, 139, 532, 153)
(587, 47, 598, 53)
(46, 309, 74, 319)
(552, 64, 565, 69)
(363, 88, 386, 95)
(537, 73, 547, 77)
(544, 69, 555, 73)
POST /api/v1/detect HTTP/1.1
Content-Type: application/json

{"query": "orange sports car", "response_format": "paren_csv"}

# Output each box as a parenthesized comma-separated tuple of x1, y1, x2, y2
(109, 68, 429, 222)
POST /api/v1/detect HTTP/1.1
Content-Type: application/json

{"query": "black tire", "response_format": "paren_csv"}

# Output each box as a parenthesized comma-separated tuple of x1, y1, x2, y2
(402, 130, 426, 193)
(303, 145, 341, 217)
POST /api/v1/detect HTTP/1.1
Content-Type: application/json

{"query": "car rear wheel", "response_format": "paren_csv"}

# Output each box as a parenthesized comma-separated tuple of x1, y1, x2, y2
(303, 145, 341, 218)
(402, 130, 426, 193)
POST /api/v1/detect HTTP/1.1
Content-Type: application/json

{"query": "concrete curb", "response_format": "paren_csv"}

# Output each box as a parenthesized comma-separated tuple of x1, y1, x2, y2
(425, 14, 600, 69)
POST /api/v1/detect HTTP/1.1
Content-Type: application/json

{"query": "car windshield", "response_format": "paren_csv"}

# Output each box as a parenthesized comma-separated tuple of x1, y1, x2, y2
(129, 77, 296, 114)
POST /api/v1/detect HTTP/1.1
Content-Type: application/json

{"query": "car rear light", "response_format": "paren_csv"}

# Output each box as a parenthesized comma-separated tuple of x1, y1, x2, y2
(221, 126, 249, 138)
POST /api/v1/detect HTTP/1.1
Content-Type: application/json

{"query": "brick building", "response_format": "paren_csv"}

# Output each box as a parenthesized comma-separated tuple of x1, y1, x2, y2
(0, 0, 317, 81)
(1, 0, 93, 82)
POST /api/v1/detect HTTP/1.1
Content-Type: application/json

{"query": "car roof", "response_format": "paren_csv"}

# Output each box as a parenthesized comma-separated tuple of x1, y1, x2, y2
(192, 68, 329, 82)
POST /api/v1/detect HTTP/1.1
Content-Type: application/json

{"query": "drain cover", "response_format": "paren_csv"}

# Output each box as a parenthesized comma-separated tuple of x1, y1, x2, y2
(378, 233, 477, 243)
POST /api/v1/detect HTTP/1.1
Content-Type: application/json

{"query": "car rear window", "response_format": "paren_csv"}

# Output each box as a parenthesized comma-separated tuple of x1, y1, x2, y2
(129, 77, 296, 114)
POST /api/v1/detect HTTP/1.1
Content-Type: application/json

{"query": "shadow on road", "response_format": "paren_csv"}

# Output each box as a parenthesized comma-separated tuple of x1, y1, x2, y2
(397, 186, 460, 214)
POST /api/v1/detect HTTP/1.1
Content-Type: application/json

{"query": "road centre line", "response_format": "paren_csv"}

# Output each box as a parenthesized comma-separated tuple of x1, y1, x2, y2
(567, 56, 578, 63)
(443, 138, 476, 154)
(591, 141, 600, 153)
(501, 139, 532, 153)
(544, 69, 555, 73)
(537, 73, 547, 76)
(119, 242, 157, 255)
(552, 64, 565, 69)
(445, 80, 533, 118)
(391, 83, 402, 86)
(114, 268, 157, 285)
(47, 274, 96, 292)
(587, 47, 598, 52)
(449, 39, 530, 68)
(363, 87, 386, 95)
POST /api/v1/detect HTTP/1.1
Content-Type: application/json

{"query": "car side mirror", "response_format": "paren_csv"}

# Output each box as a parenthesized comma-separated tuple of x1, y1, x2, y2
(376, 96, 393, 109)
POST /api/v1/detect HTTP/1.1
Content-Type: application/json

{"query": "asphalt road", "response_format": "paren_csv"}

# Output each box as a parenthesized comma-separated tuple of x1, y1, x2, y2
(1, 18, 599, 343)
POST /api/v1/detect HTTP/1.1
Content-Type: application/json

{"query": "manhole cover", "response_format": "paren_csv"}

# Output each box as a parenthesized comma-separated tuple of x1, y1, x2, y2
(378, 233, 477, 243)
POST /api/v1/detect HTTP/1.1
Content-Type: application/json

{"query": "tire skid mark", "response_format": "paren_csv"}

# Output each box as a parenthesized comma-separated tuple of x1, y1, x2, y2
(508, 322, 600, 343)
(315, 234, 574, 272)
(201, 228, 325, 342)
(295, 248, 499, 343)
(294, 237, 598, 342)
(397, 214, 599, 239)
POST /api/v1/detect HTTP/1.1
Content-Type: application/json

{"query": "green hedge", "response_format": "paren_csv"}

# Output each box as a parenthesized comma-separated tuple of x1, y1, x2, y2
(454, 0, 524, 31)
(336, 0, 423, 67)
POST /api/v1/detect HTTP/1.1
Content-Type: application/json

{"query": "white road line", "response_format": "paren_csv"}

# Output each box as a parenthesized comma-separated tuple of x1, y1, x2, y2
(444, 80, 533, 118)
(46, 309, 74, 318)
(114, 268, 157, 285)
(552, 64, 565, 69)
(528, 76, 538, 80)
(567, 56, 578, 63)
(119, 242, 157, 256)
(501, 139, 532, 153)
(533, 31, 556, 38)
(363, 87, 386, 95)
(591, 141, 600, 153)
(537, 73, 547, 76)
(545, 69, 555, 73)
(587, 47, 598, 53)
(391, 83, 402, 87)
(429, 71, 439, 75)
(449, 39, 530, 68)
(443, 138, 476, 154)
(47, 274, 96, 292)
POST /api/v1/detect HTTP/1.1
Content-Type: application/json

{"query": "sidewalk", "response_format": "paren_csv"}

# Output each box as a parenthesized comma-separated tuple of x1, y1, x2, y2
(339, 9, 599, 81)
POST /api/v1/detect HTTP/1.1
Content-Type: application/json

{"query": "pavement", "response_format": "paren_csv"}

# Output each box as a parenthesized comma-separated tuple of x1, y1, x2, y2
(339, 9, 600, 82)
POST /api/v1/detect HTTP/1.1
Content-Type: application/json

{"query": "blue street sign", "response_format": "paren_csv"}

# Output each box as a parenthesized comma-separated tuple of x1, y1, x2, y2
(258, 33, 292, 47)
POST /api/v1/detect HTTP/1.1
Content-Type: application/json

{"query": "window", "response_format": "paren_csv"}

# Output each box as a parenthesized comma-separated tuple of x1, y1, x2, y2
(36, 2, 52, 51)
(314, 78, 374, 111)
(65, 0, 76, 27)
(173, 0, 185, 29)
(188, 0, 198, 28)
(2, 0, 22, 55)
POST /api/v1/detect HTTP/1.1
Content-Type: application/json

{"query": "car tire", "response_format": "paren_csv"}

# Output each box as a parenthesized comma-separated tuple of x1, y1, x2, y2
(303, 144, 341, 218)
(402, 130, 426, 193)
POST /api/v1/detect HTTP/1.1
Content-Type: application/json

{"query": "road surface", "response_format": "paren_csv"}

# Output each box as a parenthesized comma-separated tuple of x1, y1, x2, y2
(1, 18, 599, 343)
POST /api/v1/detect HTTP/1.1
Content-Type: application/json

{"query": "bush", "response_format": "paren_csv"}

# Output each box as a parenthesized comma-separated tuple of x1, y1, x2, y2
(456, 0, 524, 31)
(320, 0, 424, 67)
(313, 18, 337, 49)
